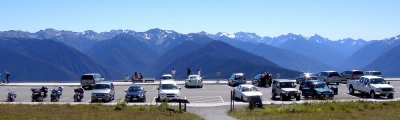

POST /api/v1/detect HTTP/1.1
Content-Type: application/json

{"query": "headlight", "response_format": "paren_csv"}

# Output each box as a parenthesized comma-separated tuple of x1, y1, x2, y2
(139, 94, 143, 97)
(375, 88, 381, 92)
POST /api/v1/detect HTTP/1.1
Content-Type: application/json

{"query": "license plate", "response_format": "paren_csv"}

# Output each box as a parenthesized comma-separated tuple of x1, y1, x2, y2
(133, 98, 137, 100)
(98, 98, 103, 100)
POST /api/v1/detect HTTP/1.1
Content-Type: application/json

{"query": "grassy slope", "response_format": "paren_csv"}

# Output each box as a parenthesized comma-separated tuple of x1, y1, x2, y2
(0, 104, 202, 120)
(229, 101, 400, 120)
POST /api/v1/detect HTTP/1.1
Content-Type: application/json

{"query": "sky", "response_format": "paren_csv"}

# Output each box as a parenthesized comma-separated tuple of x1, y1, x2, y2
(0, 0, 399, 40)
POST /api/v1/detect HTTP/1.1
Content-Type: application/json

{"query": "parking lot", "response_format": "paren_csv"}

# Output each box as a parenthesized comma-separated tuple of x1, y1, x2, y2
(1, 81, 400, 105)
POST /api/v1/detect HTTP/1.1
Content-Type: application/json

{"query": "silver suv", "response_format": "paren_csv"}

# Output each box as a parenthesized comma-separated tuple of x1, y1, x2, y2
(271, 79, 301, 101)
(228, 73, 246, 86)
(91, 81, 115, 102)
(81, 73, 105, 90)
(317, 71, 341, 84)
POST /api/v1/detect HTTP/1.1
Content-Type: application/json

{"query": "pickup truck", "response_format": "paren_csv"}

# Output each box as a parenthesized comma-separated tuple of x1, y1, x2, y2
(347, 76, 394, 99)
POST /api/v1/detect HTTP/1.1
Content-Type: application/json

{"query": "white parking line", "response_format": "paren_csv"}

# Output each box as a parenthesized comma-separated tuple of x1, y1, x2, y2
(59, 97, 70, 101)
(343, 93, 360, 99)
(151, 97, 156, 104)
(189, 99, 224, 103)
(219, 96, 224, 103)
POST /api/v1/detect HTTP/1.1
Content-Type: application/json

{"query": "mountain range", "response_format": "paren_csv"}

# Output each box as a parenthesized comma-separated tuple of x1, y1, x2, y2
(0, 28, 399, 81)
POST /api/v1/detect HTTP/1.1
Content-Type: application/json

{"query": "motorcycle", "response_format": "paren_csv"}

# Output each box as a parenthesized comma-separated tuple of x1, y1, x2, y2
(50, 86, 64, 102)
(31, 86, 48, 102)
(73, 88, 84, 102)
(7, 89, 17, 102)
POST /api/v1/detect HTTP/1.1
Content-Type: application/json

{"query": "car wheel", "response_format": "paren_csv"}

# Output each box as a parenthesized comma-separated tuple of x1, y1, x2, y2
(370, 91, 377, 99)
(349, 87, 354, 95)
(388, 94, 394, 99)
(280, 94, 284, 101)
(272, 92, 276, 100)
(296, 96, 301, 101)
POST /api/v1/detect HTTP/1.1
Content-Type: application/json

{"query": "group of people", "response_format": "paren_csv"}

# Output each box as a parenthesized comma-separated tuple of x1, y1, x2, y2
(125, 72, 144, 82)
(171, 67, 202, 79)
(1, 70, 10, 84)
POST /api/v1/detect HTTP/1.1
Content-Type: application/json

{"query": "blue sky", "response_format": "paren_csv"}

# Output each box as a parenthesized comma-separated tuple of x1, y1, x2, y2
(1, 0, 399, 40)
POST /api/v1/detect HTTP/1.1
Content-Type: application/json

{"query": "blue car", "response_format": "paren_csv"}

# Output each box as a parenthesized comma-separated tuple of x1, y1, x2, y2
(125, 85, 147, 102)
(299, 80, 335, 100)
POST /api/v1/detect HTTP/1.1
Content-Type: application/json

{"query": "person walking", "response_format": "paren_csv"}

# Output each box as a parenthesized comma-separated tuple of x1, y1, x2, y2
(171, 68, 176, 79)
(217, 71, 221, 83)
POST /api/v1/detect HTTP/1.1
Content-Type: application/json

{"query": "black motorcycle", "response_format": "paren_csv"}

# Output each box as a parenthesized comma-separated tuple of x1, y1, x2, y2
(73, 88, 84, 102)
(31, 86, 48, 102)
(50, 86, 64, 102)
(7, 89, 17, 102)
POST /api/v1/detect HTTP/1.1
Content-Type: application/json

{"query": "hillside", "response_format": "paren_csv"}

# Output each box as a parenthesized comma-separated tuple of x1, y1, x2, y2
(364, 45, 400, 77)
(152, 41, 300, 79)
(0, 38, 122, 81)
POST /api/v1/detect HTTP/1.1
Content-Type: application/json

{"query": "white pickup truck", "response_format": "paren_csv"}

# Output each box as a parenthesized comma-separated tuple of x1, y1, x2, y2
(347, 76, 394, 99)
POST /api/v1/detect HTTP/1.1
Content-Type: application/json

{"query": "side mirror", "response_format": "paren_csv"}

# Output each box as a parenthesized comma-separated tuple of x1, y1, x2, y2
(157, 88, 160, 90)
(179, 87, 181, 90)
(388, 82, 390, 85)
(124, 90, 126, 92)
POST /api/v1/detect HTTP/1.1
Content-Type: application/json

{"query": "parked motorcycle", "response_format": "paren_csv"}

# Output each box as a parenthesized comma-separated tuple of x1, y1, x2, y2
(73, 88, 84, 102)
(50, 86, 64, 102)
(31, 86, 48, 102)
(7, 89, 17, 102)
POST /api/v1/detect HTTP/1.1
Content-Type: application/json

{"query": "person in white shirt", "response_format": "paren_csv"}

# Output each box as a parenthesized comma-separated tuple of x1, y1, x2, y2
(171, 68, 176, 79)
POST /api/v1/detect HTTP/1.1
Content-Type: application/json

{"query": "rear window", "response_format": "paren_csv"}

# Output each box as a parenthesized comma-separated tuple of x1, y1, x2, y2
(353, 71, 364, 75)
(328, 72, 340, 77)
(94, 84, 110, 89)
(81, 75, 94, 80)
(373, 72, 382, 76)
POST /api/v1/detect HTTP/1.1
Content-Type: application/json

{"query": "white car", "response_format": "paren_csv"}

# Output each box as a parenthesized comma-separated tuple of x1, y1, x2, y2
(185, 75, 203, 88)
(160, 74, 174, 81)
(233, 84, 263, 102)
(157, 80, 180, 101)
(347, 76, 394, 99)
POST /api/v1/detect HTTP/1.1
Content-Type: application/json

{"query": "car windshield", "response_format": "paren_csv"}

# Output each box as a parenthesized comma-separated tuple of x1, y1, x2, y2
(94, 84, 110, 89)
(161, 84, 177, 90)
(314, 83, 328, 89)
(370, 79, 387, 84)
(128, 86, 142, 92)
(353, 71, 364, 75)
(234, 75, 245, 80)
(242, 86, 259, 92)
(81, 75, 94, 80)
(162, 76, 173, 79)
(373, 72, 382, 76)
(280, 82, 296, 88)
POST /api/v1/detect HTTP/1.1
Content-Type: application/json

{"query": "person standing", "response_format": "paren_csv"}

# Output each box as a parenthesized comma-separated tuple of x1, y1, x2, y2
(139, 73, 144, 81)
(187, 67, 191, 77)
(124, 75, 130, 82)
(197, 69, 201, 76)
(217, 71, 221, 83)
(171, 68, 176, 79)
(5, 70, 10, 83)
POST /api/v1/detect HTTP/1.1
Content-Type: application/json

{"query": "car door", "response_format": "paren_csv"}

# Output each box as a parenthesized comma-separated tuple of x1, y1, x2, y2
(301, 82, 313, 96)
(234, 86, 240, 98)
